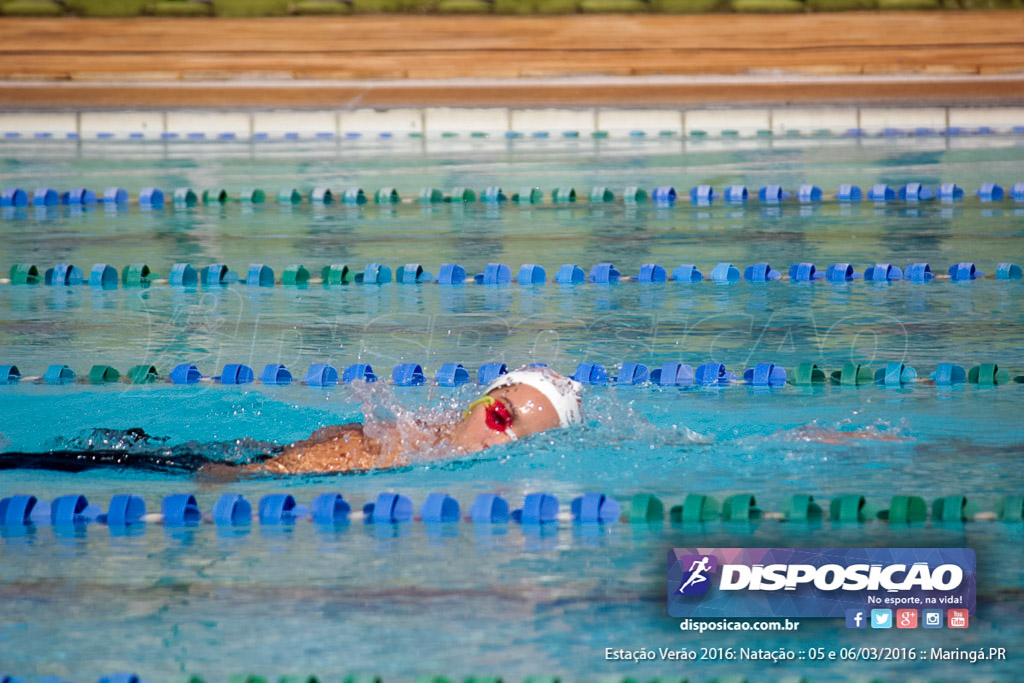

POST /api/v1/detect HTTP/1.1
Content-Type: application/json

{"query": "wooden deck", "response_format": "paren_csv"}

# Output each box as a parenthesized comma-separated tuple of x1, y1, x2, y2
(1, 12, 1023, 107)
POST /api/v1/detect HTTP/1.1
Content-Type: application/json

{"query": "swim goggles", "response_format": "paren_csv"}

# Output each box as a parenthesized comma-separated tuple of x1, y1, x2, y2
(462, 395, 517, 440)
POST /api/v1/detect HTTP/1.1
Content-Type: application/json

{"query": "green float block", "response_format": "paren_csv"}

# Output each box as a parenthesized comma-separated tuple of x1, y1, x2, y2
(589, 186, 614, 202)
(170, 676, 206, 683)
(513, 187, 543, 204)
(240, 188, 266, 203)
(127, 364, 160, 384)
(419, 187, 444, 203)
(670, 494, 719, 523)
(996, 495, 1024, 522)
(375, 187, 400, 204)
(283, 265, 310, 286)
(968, 363, 1012, 385)
(627, 493, 664, 522)
(623, 186, 647, 203)
(228, 675, 268, 683)
(551, 187, 576, 203)
(933, 495, 979, 523)
(279, 677, 319, 683)
(203, 187, 229, 204)
(831, 362, 874, 386)
(829, 495, 876, 523)
(522, 678, 560, 683)
(342, 676, 381, 683)
(413, 677, 453, 683)
(173, 188, 197, 206)
(277, 188, 302, 204)
(782, 494, 822, 522)
(447, 187, 476, 203)
(121, 263, 154, 287)
(343, 187, 367, 205)
(321, 264, 352, 285)
(591, 130, 609, 138)
(792, 362, 826, 385)
(879, 495, 927, 524)
(464, 677, 502, 683)
(722, 494, 761, 522)
(88, 365, 120, 384)
(10, 264, 41, 284)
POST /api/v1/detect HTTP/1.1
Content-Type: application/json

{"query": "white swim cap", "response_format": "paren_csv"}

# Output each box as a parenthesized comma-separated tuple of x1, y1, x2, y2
(485, 366, 583, 428)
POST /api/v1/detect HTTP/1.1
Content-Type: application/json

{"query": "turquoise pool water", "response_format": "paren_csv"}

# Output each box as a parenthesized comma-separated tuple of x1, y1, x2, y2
(1, 135, 1023, 682)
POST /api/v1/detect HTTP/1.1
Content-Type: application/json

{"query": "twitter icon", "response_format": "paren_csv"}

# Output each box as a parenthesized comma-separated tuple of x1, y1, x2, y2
(871, 609, 892, 629)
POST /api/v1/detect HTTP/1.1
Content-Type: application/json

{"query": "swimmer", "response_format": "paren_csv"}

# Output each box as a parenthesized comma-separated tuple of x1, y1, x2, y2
(236, 366, 584, 475)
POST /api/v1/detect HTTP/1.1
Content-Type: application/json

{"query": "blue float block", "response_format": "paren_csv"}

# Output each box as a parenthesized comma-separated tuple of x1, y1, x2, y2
(589, 262, 621, 283)
(169, 363, 202, 384)
(636, 263, 666, 283)
(996, 263, 1023, 280)
(45, 263, 84, 286)
(652, 186, 677, 204)
(555, 264, 585, 284)
(50, 495, 102, 525)
(743, 362, 787, 387)
(219, 363, 255, 385)
(938, 183, 963, 201)
(836, 184, 862, 202)
(102, 187, 129, 205)
(514, 492, 559, 524)
(905, 263, 934, 282)
(474, 263, 511, 285)
(392, 363, 425, 386)
(688, 185, 712, 204)
(0, 365, 21, 384)
(931, 363, 967, 385)
(470, 493, 510, 523)
(304, 363, 338, 387)
(695, 362, 734, 386)
(1, 188, 28, 207)
(342, 363, 377, 383)
(477, 362, 507, 385)
(368, 493, 414, 523)
(435, 362, 469, 387)
(571, 362, 609, 385)
(311, 493, 350, 524)
(437, 263, 467, 285)
(651, 362, 694, 387)
(825, 263, 858, 282)
(744, 263, 781, 282)
(247, 264, 275, 287)
(89, 263, 118, 289)
(169, 263, 198, 286)
(213, 494, 252, 526)
(33, 188, 59, 206)
(788, 263, 822, 281)
(201, 264, 232, 286)
(723, 185, 747, 203)
(571, 493, 620, 523)
(949, 262, 982, 281)
(396, 263, 433, 284)
(43, 364, 75, 384)
(162, 494, 201, 526)
(138, 187, 164, 208)
(876, 362, 917, 388)
(898, 183, 933, 200)
(517, 263, 546, 285)
(98, 672, 142, 683)
(671, 264, 703, 283)
(103, 494, 146, 526)
(259, 364, 292, 385)
(978, 182, 1004, 202)
(616, 362, 650, 385)
(420, 493, 460, 522)
(864, 263, 902, 282)
(798, 184, 822, 202)
(758, 185, 785, 203)
(357, 263, 392, 285)
(710, 263, 740, 283)
(867, 184, 895, 202)
(259, 494, 308, 524)
(62, 188, 97, 205)
(0, 495, 51, 526)
(1012, 182, 1024, 201)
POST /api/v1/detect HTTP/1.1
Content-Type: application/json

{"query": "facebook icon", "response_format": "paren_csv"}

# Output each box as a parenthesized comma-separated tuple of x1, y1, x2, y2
(845, 609, 867, 629)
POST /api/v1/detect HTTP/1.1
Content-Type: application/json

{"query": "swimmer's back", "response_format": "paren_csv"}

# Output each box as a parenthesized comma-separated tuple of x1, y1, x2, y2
(250, 422, 395, 474)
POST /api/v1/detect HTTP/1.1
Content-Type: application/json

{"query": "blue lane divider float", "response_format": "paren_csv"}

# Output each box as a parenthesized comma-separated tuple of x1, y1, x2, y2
(259, 494, 309, 524)
(571, 362, 609, 385)
(512, 493, 559, 524)
(867, 184, 895, 202)
(905, 262, 934, 282)
(342, 363, 377, 383)
(744, 362, 787, 387)
(788, 263, 824, 281)
(978, 182, 1004, 201)
(392, 363, 425, 386)
(617, 362, 650, 385)
(758, 185, 787, 203)
(365, 493, 414, 523)
(259, 364, 292, 385)
(474, 263, 511, 285)
(939, 183, 963, 201)
(671, 264, 703, 282)
(836, 184, 862, 202)
(1, 188, 28, 207)
(470, 493, 510, 523)
(218, 364, 255, 385)
(162, 493, 202, 526)
(635, 263, 666, 283)
(435, 362, 470, 387)
(247, 264, 274, 287)
(0, 364, 20, 384)
(589, 263, 620, 283)
(997, 262, 1023, 280)
(213, 494, 252, 526)
(43, 364, 75, 384)
(516, 263, 545, 285)
(949, 262, 983, 281)
(571, 493, 620, 523)
(743, 263, 781, 282)
(420, 493, 460, 522)
(45, 263, 83, 286)
(170, 363, 202, 384)
(555, 264, 585, 284)
(650, 362, 694, 387)
(864, 263, 902, 282)
(724, 185, 747, 203)
(477, 362, 507, 385)
(710, 262, 740, 283)
(437, 263, 467, 285)
(899, 183, 933, 201)
(798, 184, 822, 202)
(688, 185, 711, 205)
(304, 363, 338, 387)
(397, 263, 433, 284)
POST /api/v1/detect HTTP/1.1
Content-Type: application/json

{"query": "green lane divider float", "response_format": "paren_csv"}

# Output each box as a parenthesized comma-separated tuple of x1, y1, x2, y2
(782, 494, 823, 522)
(173, 187, 198, 206)
(551, 186, 576, 203)
(670, 493, 719, 523)
(321, 264, 353, 285)
(590, 186, 615, 202)
(447, 187, 475, 203)
(968, 363, 1012, 385)
(792, 362, 827, 385)
(122, 263, 154, 287)
(933, 495, 980, 523)
(419, 187, 444, 203)
(277, 188, 302, 205)
(512, 187, 543, 204)
(830, 362, 874, 386)
(88, 365, 120, 384)
(203, 187, 229, 204)
(283, 264, 311, 286)
(240, 188, 266, 203)
(628, 493, 664, 522)
(997, 495, 1024, 522)
(623, 186, 648, 203)
(375, 187, 400, 204)
(830, 495, 878, 523)
(878, 495, 928, 524)
(127, 364, 160, 384)
(343, 188, 367, 205)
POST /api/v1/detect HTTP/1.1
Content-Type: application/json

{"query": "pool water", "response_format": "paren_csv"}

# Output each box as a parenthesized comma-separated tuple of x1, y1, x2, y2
(1, 135, 1023, 682)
